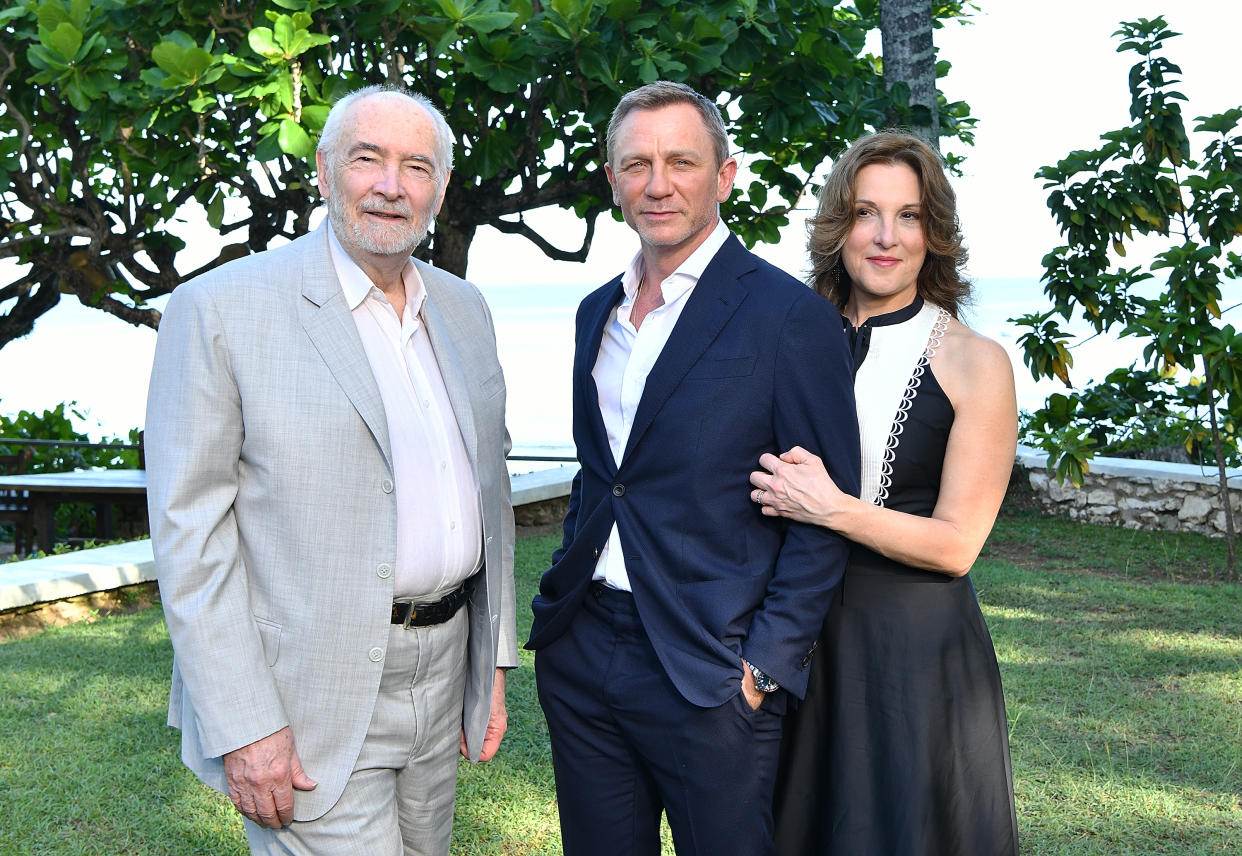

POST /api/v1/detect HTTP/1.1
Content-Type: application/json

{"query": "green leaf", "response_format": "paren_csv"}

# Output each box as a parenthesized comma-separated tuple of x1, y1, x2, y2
(27, 43, 69, 73)
(277, 118, 313, 158)
(206, 192, 225, 229)
(436, 0, 467, 19)
(36, 1, 71, 33)
(64, 79, 92, 112)
(0, 5, 28, 25)
(1195, 107, 1242, 135)
(433, 25, 462, 56)
(301, 104, 330, 132)
(43, 21, 83, 60)
(152, 41, 214, 81)
(276, 70, 294, 111)
(287, 31, 332, 57)
(273, 15, 295, 54)
(68, 0, 89, 28)
(248, 27, 283, 60)
(463, 11, 519, 33)
(255, 130, 284, 163)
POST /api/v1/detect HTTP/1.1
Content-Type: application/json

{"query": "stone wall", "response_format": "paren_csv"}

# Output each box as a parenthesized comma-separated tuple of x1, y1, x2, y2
(1015, 444, 1242, 538)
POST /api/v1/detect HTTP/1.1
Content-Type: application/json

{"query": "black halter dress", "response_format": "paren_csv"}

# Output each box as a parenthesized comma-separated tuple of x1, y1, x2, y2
(773, 298, 1019, 856)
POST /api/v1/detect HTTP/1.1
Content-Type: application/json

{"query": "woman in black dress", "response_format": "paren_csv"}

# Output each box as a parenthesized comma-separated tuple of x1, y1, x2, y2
(750, 131, 1020, 855)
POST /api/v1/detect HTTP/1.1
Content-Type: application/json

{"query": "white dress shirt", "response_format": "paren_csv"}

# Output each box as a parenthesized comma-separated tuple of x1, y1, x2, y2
(590, 219, 731, 591)
(328, 227, 482, 600)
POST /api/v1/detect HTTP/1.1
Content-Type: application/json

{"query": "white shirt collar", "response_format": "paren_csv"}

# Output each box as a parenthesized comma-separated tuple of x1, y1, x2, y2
(327, 224, 427, 318)
(620, 218, 731, 303)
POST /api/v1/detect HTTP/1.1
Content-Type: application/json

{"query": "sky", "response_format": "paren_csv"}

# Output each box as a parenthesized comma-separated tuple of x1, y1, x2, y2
(464, 1, 1242, 285)
(1, 1, 1239, 438)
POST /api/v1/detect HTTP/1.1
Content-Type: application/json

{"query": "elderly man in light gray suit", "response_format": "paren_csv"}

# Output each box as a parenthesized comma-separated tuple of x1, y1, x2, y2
(145, 85, 516, 856)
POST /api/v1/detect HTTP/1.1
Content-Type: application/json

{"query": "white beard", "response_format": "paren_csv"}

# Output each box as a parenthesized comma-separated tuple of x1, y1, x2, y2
(327, 191, 431, 259)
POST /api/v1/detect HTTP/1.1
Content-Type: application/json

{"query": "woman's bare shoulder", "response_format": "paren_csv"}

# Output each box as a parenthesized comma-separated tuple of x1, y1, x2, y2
(933, 318, 1015, 404)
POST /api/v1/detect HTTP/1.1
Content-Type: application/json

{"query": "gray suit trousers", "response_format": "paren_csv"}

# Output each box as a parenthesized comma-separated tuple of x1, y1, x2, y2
(243, 609, 469, 855)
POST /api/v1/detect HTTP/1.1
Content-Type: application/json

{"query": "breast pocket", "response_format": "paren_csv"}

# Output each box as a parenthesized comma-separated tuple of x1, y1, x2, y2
(687, 356, 756, 380)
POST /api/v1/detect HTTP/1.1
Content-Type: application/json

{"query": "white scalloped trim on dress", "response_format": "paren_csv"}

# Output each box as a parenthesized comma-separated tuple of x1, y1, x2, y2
(872, 307, 950, 507)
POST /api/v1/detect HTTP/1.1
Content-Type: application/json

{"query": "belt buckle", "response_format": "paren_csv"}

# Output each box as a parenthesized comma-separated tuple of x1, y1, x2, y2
(402, 604, 418, 629)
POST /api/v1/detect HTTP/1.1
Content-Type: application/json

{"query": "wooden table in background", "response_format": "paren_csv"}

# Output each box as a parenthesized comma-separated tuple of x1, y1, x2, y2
(0, 470, 147, 554)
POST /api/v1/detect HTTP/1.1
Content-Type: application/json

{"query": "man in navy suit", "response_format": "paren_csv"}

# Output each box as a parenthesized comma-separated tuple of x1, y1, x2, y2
(527, 81, 860, 856)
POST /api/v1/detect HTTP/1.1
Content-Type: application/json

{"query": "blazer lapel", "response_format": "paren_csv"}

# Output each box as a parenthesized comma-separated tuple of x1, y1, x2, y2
(620, 238, 751, 462)
(297, 226, 394, 471)
(577, 281, 623, 476)
(419, 265, 479, 473)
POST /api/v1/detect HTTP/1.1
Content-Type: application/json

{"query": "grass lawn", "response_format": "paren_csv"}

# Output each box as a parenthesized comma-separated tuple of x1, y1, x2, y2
(1, 515, 1239, 855)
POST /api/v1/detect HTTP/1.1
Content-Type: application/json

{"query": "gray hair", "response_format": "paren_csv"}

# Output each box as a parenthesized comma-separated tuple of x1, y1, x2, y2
(606, 81, 730, 168)
(316, 85, 455, 188)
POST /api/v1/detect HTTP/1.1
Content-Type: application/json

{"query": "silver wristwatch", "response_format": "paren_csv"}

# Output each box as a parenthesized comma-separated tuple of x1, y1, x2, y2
(746, 661, 780, 693)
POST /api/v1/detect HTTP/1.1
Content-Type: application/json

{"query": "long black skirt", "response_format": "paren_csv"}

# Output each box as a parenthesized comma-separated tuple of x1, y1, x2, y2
(773, 549, 1019, 855)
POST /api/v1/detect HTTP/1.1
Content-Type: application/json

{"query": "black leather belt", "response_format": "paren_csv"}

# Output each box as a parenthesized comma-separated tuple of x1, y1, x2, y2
(391, 579, 472, 628)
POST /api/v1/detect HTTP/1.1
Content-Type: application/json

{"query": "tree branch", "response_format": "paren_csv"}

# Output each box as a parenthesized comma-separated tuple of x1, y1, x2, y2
(489, 202, 609, 262)
(0, 277, 61, 347)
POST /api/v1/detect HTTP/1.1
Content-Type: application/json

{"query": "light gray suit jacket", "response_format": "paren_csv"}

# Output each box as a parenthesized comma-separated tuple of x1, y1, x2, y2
(145, 223, 517, 821)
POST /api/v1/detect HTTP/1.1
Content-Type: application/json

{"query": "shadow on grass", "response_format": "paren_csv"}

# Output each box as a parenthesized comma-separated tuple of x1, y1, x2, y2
(971, 558, 1242, 854)
(985, 509, 1238, 583)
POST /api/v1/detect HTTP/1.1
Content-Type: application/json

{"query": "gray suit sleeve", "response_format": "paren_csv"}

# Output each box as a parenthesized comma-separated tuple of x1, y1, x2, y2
(145, 282, 289, 758)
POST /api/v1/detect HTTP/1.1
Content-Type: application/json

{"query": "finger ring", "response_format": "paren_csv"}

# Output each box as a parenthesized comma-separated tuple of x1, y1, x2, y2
(755, 489, 765, 504)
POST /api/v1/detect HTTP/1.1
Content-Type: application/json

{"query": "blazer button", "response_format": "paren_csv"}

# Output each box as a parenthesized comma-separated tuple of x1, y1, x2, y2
(368, 647, 384, 662)
(377, 563, 392, 579)
(612, 484, 625, 497)
(381, 478, 394, 494)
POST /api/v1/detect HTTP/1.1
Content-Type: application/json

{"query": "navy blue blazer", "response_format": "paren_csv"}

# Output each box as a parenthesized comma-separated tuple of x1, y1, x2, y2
(527, 235, 860, 705)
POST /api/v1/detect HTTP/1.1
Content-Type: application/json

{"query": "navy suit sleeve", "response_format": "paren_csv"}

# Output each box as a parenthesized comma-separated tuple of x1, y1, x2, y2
(741, 292, 860, 697)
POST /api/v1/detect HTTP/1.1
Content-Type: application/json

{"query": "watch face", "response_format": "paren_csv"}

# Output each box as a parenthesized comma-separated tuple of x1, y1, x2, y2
(748, 663, 779, 693)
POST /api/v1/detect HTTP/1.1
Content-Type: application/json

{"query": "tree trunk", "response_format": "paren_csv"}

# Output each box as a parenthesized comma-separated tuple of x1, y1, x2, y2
(429, 220, 477, 279)
(881, 0, 940, 151)
(1202, 357, 1238, 578)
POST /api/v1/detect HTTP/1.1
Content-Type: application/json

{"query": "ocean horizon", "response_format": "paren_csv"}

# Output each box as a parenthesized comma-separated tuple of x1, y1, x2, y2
(478, 276, 1151, 468)
(1, 276, 1155, 472)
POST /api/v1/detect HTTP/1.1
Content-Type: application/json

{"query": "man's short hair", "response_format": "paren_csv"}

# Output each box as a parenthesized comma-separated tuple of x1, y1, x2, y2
(316, 85, 455, 188)
(606, 81, 731, 168)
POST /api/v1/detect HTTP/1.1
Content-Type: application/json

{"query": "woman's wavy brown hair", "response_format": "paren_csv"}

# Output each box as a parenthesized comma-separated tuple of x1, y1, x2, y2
(808, 131, 970, 317)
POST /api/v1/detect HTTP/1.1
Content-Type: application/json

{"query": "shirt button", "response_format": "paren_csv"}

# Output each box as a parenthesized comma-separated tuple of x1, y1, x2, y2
(612, 484, 625, 497)
(423, 399, 430, 408)
(368, 647, 384, 662)
(381, 479, 394, 493)
(440, 461, 447, 470)
(377, 563, 392, 579)
(450, 521, 457, 530)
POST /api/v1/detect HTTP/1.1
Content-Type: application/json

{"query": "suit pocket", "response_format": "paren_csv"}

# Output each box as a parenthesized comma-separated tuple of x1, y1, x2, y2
(686, 355, 756, 380)
(254, 616, 282, 667)
(676, 571, 766, 638)
(479, 369, 505, 399)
